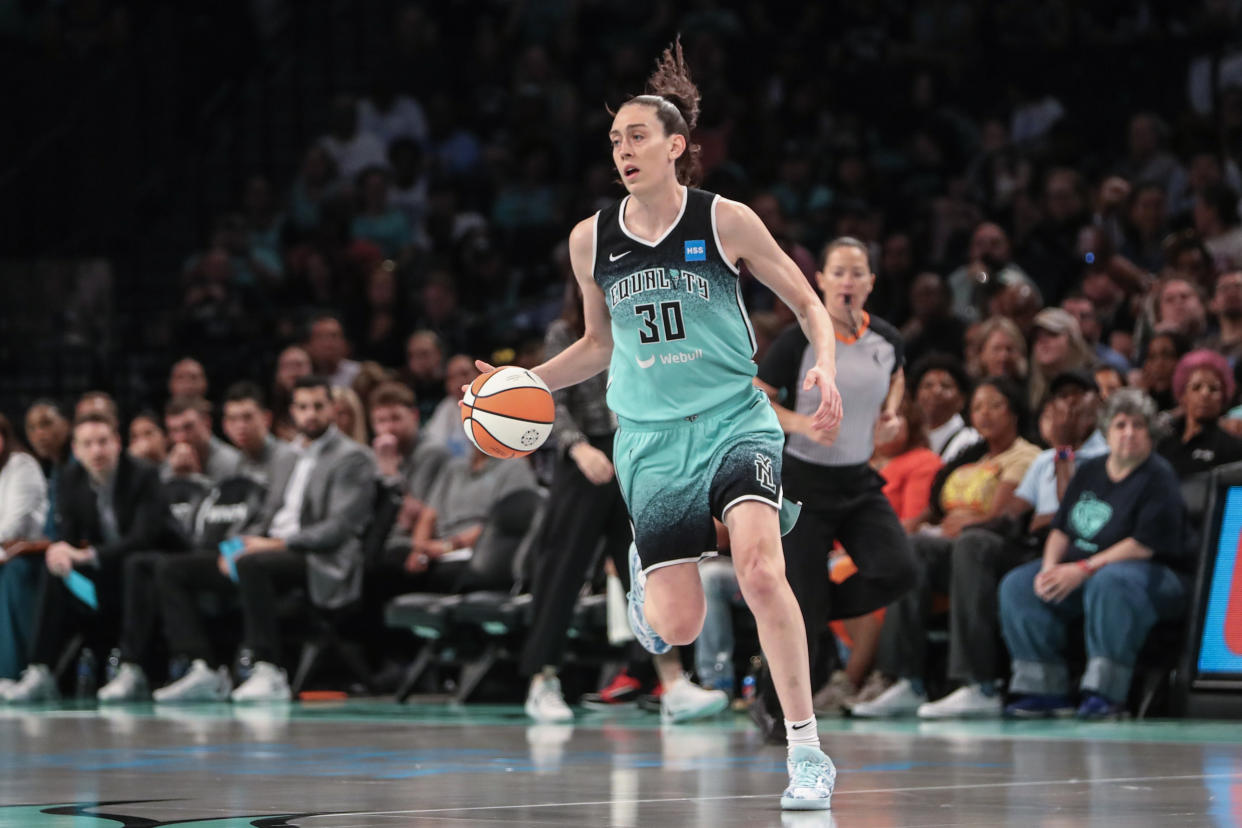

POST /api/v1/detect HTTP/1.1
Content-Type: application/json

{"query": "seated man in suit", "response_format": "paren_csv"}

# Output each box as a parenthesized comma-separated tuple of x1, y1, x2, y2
(4, 411, 180, 702)
(163, 396, 243, 484)
(153, 376, 376, 702)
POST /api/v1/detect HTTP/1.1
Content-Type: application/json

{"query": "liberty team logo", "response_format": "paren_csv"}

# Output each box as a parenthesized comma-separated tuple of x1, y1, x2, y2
(754, 452, 777, 494)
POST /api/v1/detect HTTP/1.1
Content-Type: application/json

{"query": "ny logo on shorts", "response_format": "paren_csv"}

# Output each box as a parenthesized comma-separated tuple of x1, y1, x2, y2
(754, 452, 777, 493)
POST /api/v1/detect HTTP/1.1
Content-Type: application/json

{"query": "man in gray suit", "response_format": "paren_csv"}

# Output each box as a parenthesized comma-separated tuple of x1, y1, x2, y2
(153, 376, 376, 703)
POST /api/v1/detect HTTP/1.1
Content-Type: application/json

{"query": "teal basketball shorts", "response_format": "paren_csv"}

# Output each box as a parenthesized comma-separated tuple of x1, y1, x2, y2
(613, 386, 801, 574)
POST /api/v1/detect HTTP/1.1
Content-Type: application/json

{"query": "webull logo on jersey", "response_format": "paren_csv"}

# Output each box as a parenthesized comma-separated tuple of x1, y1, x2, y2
(636, 348, 704, 368)
(608, 267, 710, 308)
(684, 239, 706, 261)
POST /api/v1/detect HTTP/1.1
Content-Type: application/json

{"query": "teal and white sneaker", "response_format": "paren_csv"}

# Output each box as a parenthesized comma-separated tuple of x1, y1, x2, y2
(781, 744, 836, 810)
(626, 542, 670, 655)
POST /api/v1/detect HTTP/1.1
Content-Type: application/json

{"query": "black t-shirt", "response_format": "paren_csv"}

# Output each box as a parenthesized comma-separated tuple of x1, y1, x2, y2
(1156, 419, 1242, 478)
(1052, 453, 1186, 568)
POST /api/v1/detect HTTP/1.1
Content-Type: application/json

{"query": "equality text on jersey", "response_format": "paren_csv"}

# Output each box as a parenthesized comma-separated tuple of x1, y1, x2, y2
(607, 267, 711, 309)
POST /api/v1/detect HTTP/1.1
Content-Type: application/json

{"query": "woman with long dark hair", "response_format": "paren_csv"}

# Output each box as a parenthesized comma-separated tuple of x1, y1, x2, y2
(0, 414, 49, 681)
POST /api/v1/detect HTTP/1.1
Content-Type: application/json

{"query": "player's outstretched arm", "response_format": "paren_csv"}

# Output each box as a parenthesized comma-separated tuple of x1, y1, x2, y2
(716, 199, 843, 432)
(531, 216, 614, 393)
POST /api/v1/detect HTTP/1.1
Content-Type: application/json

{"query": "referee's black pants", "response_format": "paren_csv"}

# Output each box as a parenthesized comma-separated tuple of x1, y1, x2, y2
(758, 457, 917, 720)
(519, 434, 631, 678)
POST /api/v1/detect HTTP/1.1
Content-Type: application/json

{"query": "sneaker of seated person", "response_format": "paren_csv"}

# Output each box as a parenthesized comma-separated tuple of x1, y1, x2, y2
(917, 684, 1002, 719)
(580, 669, 642, 709)
(849, 678, 926, 718)
(525, 674, 573, 723)
(229, 661, 291, 702)
(3, 664, 58, 703)
(1076, 692, 1127, 721)
(1003, 693, 1076, 719)
(660, 677, 729, 724)
(812, 670, 858, 716)
(154, 660, 233, 703)
(97, 663, 151, 703)
(0, 678, 14, 695)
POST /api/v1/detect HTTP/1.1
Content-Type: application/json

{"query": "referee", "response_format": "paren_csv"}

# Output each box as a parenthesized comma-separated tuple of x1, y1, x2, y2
(751, 237, 918, 735)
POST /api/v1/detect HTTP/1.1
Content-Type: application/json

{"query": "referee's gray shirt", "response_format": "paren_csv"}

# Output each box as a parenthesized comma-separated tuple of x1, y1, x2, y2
(758, 315, 903, 467)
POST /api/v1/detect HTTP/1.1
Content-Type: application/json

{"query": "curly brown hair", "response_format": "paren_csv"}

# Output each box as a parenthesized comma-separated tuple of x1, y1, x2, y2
(622, 39, 703, 187)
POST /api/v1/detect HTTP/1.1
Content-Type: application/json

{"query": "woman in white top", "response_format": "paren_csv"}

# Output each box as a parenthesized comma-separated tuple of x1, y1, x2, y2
(0, 413, 49, 680)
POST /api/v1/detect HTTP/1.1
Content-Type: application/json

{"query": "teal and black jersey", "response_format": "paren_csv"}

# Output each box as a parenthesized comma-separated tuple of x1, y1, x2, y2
(593, 186, 758, 422)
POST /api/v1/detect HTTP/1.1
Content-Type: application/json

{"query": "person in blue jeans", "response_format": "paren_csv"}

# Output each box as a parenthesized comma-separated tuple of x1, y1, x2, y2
(999, 389, 1189, 720)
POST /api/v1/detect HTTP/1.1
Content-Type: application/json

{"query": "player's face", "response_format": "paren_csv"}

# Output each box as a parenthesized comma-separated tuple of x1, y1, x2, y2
(609, 104, 681, 194)
(816, 246, 875, 318)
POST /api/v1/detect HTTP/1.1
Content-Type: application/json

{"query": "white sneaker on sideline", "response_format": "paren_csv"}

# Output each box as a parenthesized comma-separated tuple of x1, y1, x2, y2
(229, 661, 291, 702)
(917, 684, 1002, 719)
(3, 664, 58, 703)
(525, 675, 573, 723)
(660, 678, 729, 724)
(97, 663, 150, 703)
(848, 678, 926, 718)
(154, 660, 233, 703)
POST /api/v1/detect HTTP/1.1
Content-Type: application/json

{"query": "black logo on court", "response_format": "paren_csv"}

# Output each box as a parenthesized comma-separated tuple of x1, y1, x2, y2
(754, 453, 776, 494)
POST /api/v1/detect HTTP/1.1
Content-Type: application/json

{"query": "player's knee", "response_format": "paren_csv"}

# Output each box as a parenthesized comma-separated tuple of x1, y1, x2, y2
(733, 547, 785, 606)
(650, 603, 705, 645)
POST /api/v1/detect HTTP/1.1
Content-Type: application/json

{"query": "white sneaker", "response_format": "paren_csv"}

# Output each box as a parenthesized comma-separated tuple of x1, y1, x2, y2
(229, 661, 291, 702)
(781, 744, 836, 810)
(848, 678, 926, 718)
(154, 660, 233, 703)
(97, 663, 150, 703)
(917, 684, 1002, 719)
(3, 664, 58, 703)
(660, 677, 729, 724)
(525, 675, 573, 723)
(0, 678, 14, 695)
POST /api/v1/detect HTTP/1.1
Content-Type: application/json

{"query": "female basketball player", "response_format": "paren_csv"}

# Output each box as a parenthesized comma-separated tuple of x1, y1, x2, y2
(509, 42, 842, 810)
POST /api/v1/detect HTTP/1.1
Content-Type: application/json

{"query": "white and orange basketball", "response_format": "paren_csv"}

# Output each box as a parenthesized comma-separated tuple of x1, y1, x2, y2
(460, 366, 555, 458)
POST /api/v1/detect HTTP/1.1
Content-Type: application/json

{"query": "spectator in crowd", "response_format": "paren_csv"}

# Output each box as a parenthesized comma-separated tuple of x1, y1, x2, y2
(306, 313, 362, 389)
(1001, 390, 1188, 720)
(4, 412, 179, 702)
(351, 259, 408, 367)
(153, 376, 376, 702)
(1027, 308, 1095, 412)
(972, 316, 1028, 384)
(1204, 270, 1242, 363)
(854, 377, 1039, 717)
(127, 412, 168, 465)
(168, 358, 209, 401)
(163, 397, 243, 483)
(1094, 365, 1126, 401)
(351, 167, 413, 259)
(401, 331, 448, 424)
(422, 354, 478, 459)
(413, 271, 474, 356)
(368, 382, 449, 569)
(946, 223, 1038, 323)
(287, 145, 339, 236)
(23, 401, 71, 544)
(902, 272, 967, 364)
(221, 382, 298, 486)
(1121, 182, 1168, 273)
(0, 414, 49, 681)
(331, 386, 369, 445)
(76, 391, 120, 424)
(1135, 331, 1191, 412)
(319, 95, 388, 182)
(272, 345, 313, 441)
(1020, 168, 1090, 304)
(1062, 293, 1131, 375)
(242, 175, 285, 268)
(909, 354, 978, 462)
(1156, 350, 1242, 477)
(1152, 275, 1210, 345)
(358, 76, 428, 149)
(1194, 184, 1242, 271)
(1115, 113, 1182, 197)
(388, 139, 430, 248)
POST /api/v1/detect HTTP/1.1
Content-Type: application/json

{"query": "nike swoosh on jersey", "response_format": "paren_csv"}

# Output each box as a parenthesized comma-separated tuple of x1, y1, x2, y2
(636, 354, 655, 369)
(609, 250, 632, 262)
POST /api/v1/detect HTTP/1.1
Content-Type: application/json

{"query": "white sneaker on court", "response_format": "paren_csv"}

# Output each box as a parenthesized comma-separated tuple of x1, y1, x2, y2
(229, 661, 291, 702)
(154, 660, 232, 702)
(849, 678, 926, 718)
(660, 678, 729, 724)
(917, 684, 1002, 719)
(97, 663, 150, 702)
(781, 744, 836, 810)
(525, 675, 573, 723)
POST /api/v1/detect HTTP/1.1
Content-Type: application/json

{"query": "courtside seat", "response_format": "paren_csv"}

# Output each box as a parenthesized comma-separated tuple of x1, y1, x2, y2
(568, 592, 607, 642)
(384, 593, 466, 641)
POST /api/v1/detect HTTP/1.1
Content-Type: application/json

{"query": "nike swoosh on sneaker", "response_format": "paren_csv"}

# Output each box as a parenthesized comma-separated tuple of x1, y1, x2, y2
(609, 250, 632, 262)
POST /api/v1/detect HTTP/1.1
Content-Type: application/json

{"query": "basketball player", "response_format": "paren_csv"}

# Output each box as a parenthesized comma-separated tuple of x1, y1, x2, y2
(752, 238, 918, 730)
(480, 42, 842, 809)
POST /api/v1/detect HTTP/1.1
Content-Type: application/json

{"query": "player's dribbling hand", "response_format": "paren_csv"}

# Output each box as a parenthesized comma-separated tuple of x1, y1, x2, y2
(803, 366, 843, 434)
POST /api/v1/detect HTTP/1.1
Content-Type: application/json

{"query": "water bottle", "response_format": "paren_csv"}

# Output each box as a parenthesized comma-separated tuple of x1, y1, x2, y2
(741, 675, 756, 703)
(75, 648, 97, 699)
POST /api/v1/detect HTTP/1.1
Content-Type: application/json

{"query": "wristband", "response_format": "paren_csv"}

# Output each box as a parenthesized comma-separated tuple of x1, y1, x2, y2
(1075, 558, 1094, 576)
(1055, 446, 1075, 462)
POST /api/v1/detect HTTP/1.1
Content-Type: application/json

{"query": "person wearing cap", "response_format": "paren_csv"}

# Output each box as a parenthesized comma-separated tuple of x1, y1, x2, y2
(1156, 349, 1242, 477)
(1028, 307, 1095, 412)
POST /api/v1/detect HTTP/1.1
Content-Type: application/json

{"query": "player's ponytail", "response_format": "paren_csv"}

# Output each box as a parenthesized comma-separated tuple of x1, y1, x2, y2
(628, 38, 702, 187)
